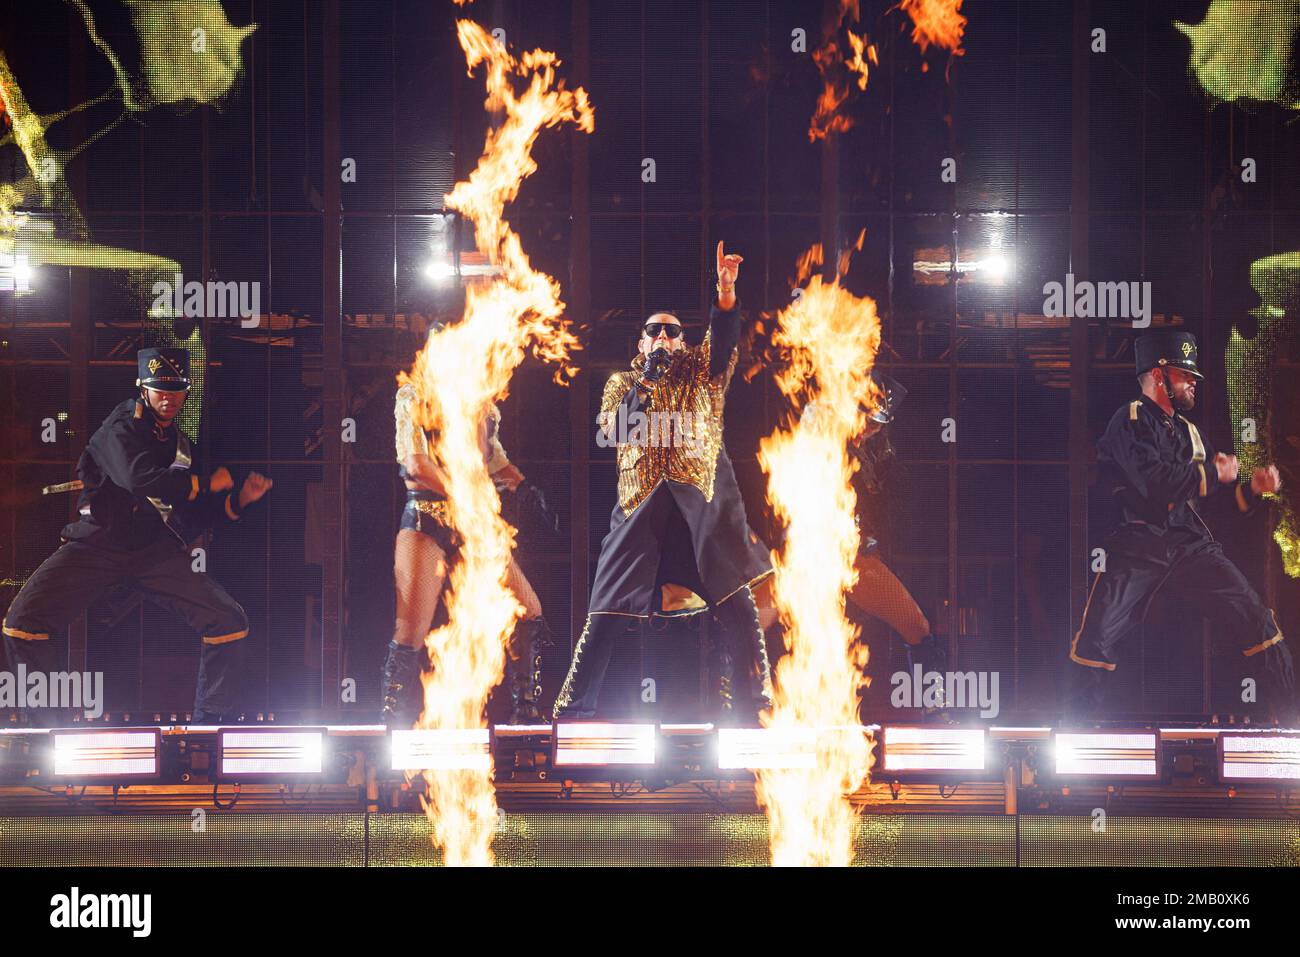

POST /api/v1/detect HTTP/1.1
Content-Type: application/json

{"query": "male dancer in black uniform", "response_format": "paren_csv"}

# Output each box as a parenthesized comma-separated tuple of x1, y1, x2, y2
(1069, 330, 1294, 718)
(553, 241, 774, 721)
(3, 348, 271, 724)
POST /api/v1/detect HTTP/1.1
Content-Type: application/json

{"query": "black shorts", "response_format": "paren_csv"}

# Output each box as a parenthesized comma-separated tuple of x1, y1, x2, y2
(398, 495, 460, 553)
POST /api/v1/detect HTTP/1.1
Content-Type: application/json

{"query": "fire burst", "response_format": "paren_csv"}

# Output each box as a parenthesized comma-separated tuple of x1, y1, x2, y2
(754, 239, 881, 867)
(810, 0, 876, 141)
(399, 17, 591, 867)
(899, 0, 967, 57)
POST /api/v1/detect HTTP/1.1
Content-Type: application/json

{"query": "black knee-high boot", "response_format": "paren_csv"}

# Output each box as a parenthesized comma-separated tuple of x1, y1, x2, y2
(552, 614, 624, 719)
(507, 617, 552, 723)
(712, 587, 774, 723)
(379, 641, 424, 728)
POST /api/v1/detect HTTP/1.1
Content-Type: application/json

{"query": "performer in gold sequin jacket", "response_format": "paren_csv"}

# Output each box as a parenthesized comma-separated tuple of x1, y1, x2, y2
(554, 242, 774, 720)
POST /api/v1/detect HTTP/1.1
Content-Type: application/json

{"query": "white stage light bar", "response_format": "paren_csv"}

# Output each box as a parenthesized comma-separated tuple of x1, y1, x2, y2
(218, 728, 324, 778)
(50, 730, 161, 780)
(391, 729, 491, 771)
(552, 722, 656, 767)
(881, 726, 986, 773)
(717, 727, 817, 770)
(1053, 731, 1159, 780)
(1219, 733, 1300, 784)
(492, 725, 553, 736)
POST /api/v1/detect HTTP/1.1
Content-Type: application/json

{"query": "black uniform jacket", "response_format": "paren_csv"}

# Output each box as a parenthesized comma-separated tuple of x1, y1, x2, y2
(61, 399, 241, 549)
(1098, 395, 1263, 535)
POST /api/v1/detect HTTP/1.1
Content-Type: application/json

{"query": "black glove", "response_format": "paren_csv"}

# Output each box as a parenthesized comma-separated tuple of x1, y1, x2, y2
(643, 347, 671, 383)
(512, 481, 561, 539)
(906, 635, 948, 676)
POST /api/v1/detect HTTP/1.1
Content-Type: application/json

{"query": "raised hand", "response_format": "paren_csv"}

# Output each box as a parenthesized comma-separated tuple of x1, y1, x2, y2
(208, 467, 234, 494)
(716, 240, 742, 309)
(239, 472, 273, 509)
(1214, 452, 1239, 485)
(1251, 464, 1283, 495)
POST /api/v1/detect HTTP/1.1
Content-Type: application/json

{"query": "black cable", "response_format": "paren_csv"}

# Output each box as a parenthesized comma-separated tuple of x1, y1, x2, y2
(277, 782, 317, 810)
(689, 780, 730, 811)
(609, 781, 644, 799)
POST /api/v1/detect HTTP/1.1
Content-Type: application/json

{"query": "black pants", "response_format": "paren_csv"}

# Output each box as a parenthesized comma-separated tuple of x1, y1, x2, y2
(553, 585, 772, 717)
(1069, 524, 1293, 716)
(3, 537, 249, 720)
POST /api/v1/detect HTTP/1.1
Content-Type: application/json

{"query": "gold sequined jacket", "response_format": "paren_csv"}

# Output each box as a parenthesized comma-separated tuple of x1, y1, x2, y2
(600, 318, 739, 516)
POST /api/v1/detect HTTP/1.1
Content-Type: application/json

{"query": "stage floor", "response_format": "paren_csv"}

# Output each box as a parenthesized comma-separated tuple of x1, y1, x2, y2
(1, 811, 1297, 866)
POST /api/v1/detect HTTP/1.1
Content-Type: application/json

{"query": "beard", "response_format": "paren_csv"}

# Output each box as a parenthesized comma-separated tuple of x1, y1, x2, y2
(1174, 387, 1196, 412)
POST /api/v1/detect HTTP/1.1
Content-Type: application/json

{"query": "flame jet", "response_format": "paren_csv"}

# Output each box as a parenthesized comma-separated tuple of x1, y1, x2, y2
(809, 0, 875, 141)
(807, 0, 965, 140)
(399, 17, 591, 867)
(754, 241, 881, 867)
(900, 0, 967, 58)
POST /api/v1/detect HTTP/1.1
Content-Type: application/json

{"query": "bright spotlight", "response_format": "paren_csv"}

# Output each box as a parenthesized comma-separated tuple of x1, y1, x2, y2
(424, 260, 457, 284)
(983, 253, 1010, 281)
(0, 253, 33, 292)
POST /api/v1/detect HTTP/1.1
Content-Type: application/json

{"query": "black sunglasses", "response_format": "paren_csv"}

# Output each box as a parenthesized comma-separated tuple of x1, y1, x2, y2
(642, 322, 683, 339)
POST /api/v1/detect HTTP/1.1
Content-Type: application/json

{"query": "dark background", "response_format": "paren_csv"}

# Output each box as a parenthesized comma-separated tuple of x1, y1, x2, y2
(1, 0, 1297, 721)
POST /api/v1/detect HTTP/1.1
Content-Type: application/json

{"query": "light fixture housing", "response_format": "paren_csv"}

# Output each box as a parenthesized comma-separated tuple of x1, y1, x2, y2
(552, 722, 656, 768)
(50, 729, 162, 781)
(217, 727, 325, 780)
(880, 725, 988, 776)
(717, 726, 849, 771)
(1052, 731, 1160, 781)
(390, 728, 492, 772)
(1218, 731, 1300, 784)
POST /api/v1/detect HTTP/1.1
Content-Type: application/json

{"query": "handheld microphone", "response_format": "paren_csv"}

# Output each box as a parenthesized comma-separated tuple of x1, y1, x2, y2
(644, 347, 671, 382)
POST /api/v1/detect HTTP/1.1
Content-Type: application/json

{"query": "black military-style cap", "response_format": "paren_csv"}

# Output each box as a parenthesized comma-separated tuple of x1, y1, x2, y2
(1135, 330, 1203, 380)
(868, 370, 908, 424)
(137, 347, 192, 391)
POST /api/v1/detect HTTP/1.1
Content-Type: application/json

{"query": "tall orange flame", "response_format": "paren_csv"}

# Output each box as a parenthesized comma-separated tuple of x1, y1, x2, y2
(809, 0, 876, 141)
(806, 0, 878, 141)
(899, 0, 967, 56)
(754, 238, 880, 867)
(399, 16, 591, 867)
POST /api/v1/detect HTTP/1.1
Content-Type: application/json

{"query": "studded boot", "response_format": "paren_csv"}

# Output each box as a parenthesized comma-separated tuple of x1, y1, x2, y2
(380, 641, 424, 728)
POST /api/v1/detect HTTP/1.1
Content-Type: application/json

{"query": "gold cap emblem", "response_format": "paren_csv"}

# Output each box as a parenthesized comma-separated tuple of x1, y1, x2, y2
(1181, 341, 1193, 358)
(148, 358, 162, 374)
